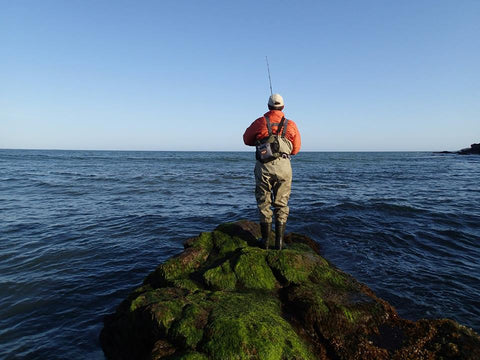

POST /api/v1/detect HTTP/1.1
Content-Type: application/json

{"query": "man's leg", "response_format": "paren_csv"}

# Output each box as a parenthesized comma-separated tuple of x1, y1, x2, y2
(272, 158, 292, 250)
(272, 158, 292, 223)
(255, 163, 274, 248)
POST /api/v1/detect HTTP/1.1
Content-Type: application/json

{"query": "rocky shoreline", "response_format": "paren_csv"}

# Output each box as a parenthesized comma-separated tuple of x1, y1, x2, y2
(437, 143, 480, 155)
(100, 220, 480, 360)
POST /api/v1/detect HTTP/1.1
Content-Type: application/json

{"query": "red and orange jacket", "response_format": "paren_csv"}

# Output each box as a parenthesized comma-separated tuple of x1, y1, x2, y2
(243, 110, 301, 155)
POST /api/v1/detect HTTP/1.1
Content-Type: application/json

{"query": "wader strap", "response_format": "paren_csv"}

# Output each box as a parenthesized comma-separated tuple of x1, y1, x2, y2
(265, 115, 287, 136)
(282, 118, 289, 136)
(277, 117, 285, 135)
(265, 115, 272, 136)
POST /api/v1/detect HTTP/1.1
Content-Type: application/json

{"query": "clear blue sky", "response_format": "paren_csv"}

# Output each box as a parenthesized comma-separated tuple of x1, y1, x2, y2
(1, 0, 479, 151)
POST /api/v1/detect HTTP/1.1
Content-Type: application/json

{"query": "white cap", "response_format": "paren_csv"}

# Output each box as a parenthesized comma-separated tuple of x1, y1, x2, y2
(268, 93, 284, 108)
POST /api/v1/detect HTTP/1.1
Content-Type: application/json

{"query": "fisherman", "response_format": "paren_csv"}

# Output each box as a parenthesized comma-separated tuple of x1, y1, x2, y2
(243, 94, 301, 250)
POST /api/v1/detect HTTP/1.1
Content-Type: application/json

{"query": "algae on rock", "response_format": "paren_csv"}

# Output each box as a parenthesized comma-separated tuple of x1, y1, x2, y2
(100, 220, 480, 360)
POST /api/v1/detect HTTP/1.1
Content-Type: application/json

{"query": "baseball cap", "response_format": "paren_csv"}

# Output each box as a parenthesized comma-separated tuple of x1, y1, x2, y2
(268, 94, 284, 108)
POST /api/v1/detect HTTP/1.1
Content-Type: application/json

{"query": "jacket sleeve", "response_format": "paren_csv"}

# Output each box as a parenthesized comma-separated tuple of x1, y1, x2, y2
(243, 118, 262, 146)
(290, 121, 301, 155)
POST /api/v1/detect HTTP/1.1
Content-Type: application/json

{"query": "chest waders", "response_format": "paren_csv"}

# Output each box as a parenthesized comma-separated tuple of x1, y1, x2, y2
(257, 115, 289, 250)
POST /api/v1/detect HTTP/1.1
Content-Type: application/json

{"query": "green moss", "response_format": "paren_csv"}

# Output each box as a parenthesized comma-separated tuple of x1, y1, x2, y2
(130, 294, 148, 312)
(266, 250, 317, 284)
(201, 292, 314, 360)
(129, 288, 185, 312)
(151, 300, 186, 333)
(213, 222, 237, 233)
(116, 284, 152, 313)
(159, 257, 189, 282)
(132, 284, 152, 296)
(152, 233, 213, 285)
(286, 242, 316, 254)
(172, 279, 202, 292)
(292, 283, 329, 315)
(203, 261, 237, 290)
(170, 304, 209, 349)
(212, 230, 248, 257)
(310, 263, 352, 290)
(215, 221, 260, 238)
(233, 248, 277, 290)
(341, 306, 362, 323)
(184, 290, 210, 305)
(191, 232, 214, 251)
(128, 288, 189, 335)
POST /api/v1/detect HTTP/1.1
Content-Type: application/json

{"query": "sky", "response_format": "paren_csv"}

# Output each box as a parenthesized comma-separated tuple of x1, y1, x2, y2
(1, 0, 479, 151)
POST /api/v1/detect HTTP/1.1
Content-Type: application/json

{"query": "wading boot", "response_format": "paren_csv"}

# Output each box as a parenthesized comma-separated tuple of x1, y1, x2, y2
(260, 222, 272, 249)
(275, 221, 286, 250)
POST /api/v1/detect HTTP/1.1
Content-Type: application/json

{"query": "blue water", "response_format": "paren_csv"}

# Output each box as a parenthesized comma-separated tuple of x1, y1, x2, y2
(0, 150, 479, 359)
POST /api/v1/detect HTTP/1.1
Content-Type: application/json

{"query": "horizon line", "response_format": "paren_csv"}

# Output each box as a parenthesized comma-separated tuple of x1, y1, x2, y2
(0, 148, 453, 153)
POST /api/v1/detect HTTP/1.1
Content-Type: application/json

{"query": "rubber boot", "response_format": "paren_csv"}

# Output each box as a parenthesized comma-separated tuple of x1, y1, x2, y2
(275, 221, 286, 250)
(260, 222, 272, 249)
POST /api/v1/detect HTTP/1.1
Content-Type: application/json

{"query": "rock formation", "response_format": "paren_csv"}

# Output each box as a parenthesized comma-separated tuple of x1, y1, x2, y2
(458, 143, 480, 155)
(100, 220, 480, 360)
(438, 143, 480, 155)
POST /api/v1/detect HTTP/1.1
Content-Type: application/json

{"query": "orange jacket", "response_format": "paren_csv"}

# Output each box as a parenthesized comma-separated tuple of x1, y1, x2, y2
(243, 110, 301, 155)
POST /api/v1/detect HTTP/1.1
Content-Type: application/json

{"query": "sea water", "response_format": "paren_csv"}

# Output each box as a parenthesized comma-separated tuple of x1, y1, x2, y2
(0, 150, 479, 359)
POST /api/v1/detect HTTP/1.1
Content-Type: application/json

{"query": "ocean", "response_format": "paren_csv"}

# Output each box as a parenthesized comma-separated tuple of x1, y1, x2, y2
(0, 149, 479, 359)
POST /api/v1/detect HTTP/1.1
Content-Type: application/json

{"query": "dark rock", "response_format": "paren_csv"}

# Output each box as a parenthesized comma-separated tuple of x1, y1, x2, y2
(437, 143, 480, 155)
(458, 143, 480, 155)
(100, 220, 480, 360)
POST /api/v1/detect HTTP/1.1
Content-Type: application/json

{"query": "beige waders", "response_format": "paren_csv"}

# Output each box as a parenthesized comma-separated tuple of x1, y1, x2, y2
(254, 137, 293, 225)
(254, 157, 292, 224)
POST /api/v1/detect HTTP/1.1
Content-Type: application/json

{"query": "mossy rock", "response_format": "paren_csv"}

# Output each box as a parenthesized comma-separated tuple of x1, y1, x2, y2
(233, 248, 277, 290)
(172, 279, 202, 292)
(266, 249, 320, 284)
(169, 303, 209, 349)
(201, 292, 314, 360)
(145, 232, 213, 288)
(202, 260, 237, 291)
(101, 220, 480, 360)
(211, 230, 248, 257)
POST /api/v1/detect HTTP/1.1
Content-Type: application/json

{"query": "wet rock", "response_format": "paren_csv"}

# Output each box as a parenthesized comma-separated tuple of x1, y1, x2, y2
(100, 220, 480, 360)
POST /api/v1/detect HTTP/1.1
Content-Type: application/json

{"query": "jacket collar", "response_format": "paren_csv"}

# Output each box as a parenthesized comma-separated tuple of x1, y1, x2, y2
(264, 110, 285, 119)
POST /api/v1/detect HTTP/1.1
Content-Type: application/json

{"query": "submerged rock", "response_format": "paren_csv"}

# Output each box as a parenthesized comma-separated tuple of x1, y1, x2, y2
(100, 220, 480, 360)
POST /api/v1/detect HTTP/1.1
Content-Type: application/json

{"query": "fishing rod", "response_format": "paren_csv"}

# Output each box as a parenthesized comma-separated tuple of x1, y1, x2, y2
(265, 56, 273, 95)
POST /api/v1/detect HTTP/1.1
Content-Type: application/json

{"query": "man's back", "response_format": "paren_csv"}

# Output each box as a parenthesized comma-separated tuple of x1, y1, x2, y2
(243, 109, 301, 155)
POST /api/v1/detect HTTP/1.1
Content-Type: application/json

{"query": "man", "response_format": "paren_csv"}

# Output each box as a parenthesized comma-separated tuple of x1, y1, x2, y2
(243, 94, 301, 250)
